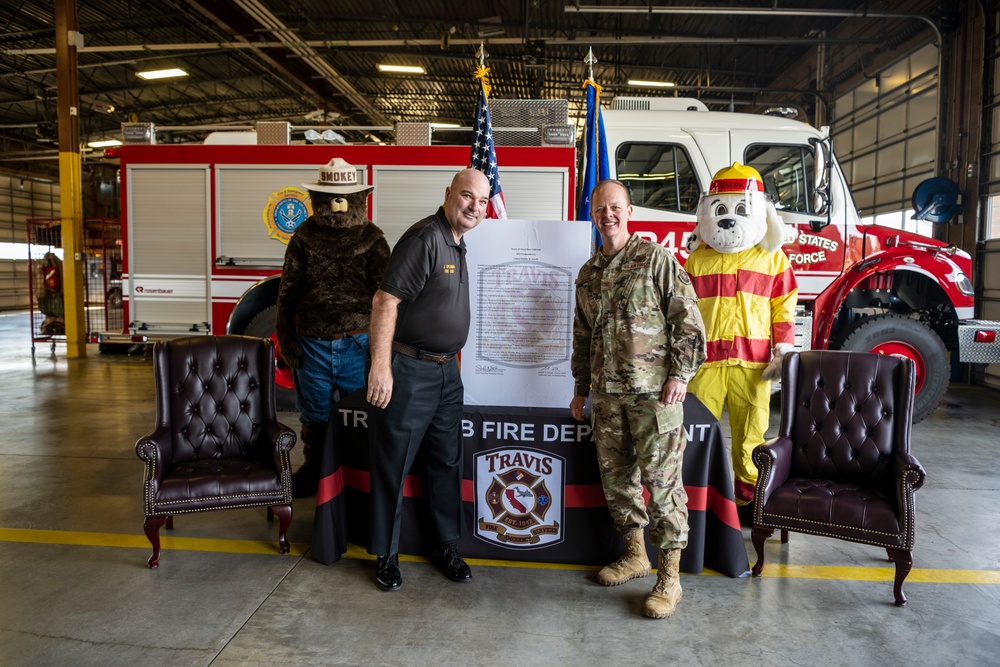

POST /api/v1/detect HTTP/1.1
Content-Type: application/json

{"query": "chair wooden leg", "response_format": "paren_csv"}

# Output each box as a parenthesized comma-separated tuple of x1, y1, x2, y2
(780, 529, 789, 543)
(143, 516, 169, 568)
(751, 526, 774, 577)
(271, 504, 292, 554)
(887, 548, 912, 606)
(267, 507, 274, 521)
(165, 515, 174, 530)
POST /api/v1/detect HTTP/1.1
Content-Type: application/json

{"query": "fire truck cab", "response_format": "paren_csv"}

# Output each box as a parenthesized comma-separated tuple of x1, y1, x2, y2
(603, 96, 997, 422)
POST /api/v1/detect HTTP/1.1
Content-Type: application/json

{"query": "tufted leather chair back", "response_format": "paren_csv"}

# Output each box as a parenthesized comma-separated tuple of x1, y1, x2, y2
(154, 335, 277, 465)
(778, 350, 915, 488)
(137, 335, 295, 567)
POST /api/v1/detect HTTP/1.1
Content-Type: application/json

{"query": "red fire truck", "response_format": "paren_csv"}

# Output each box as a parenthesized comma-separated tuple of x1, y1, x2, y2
(106, 141, 576, 410)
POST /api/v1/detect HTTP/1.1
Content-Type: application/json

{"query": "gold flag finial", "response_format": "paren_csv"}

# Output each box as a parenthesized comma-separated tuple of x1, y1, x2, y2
(474, 42, 492, 100)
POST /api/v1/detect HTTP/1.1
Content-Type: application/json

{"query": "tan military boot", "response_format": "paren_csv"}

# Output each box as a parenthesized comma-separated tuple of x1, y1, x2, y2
(596, 528, 651, 586)
(643, 548, 683, 618)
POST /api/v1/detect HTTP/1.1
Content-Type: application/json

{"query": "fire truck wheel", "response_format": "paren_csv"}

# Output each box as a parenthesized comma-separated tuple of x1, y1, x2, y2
(834, 313, 949, 423)
(245, 305, 297, 412)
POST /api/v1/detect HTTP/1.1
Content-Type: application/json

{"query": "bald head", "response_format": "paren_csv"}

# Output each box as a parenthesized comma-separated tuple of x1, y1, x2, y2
(450, 167, 490, 192)
(443, 168, 491, 240)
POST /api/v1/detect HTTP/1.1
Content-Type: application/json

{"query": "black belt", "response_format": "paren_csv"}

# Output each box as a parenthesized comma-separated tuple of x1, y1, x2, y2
(391, 341, 456, 365)
(316, 328, 368, 341)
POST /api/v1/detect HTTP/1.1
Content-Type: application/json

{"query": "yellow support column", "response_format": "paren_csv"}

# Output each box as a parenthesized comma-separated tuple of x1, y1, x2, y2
(54, 0, 86, 358)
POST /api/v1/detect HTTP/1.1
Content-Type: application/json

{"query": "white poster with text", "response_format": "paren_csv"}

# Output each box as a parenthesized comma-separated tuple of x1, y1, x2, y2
(463, 219, 592, 408)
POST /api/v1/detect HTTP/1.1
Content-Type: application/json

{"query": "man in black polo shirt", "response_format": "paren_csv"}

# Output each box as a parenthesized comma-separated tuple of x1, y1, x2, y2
(366, 168, 491, 591)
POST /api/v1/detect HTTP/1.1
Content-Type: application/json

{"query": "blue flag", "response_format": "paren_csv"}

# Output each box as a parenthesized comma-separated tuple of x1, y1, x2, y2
(579, 79, 610, 251)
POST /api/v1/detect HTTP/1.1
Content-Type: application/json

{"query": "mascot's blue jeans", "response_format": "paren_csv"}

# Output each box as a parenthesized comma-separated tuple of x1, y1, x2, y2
(293, 333, 369, 424)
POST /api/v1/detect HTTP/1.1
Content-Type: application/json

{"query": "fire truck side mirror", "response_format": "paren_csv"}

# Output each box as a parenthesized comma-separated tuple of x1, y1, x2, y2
(811, 137, 831, 221)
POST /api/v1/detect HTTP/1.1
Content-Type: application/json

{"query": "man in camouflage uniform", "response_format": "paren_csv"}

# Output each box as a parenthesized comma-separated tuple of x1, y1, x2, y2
(570, 179, 706, 619)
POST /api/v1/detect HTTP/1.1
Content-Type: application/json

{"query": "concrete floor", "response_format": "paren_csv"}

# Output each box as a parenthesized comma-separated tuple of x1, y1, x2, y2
(1, 310, 999, 667)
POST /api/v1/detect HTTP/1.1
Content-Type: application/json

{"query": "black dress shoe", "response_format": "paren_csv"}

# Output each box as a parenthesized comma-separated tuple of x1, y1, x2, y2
(375, 554, 402, 591)
(434, 543, 472, 582)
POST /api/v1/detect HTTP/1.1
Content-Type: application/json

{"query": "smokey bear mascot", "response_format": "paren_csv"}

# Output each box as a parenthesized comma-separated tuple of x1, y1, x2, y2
(684, 162, 798, 504)
(276, 157, 390, 498)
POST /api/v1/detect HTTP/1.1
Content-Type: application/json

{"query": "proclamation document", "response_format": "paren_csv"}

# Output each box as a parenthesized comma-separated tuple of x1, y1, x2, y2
(463, 219, 592, 408)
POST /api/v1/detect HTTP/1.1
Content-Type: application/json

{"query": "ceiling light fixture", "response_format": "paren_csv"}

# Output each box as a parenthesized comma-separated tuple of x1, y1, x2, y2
(430, 122, 460, 129)
(628, 79, 676, 88)
(136, 68, 188, 80)
(377, 64, 426, 74)
(87, 139, 122, 148)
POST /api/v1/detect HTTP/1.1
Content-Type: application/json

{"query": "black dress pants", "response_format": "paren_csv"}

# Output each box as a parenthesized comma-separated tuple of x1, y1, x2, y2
(368, 353, 465, 555)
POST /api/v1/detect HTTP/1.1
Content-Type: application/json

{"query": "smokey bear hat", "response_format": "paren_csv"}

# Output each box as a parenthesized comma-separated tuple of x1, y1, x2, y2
(302, 157, 373, 195)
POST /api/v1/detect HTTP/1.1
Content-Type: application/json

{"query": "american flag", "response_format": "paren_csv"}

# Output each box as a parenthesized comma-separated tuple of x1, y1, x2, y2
(470, 79, 506, 219)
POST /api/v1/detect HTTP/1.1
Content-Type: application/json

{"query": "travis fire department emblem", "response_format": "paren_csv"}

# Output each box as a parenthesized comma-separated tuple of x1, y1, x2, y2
(263, 187, 312, 244)
(475, 447, 564, 548)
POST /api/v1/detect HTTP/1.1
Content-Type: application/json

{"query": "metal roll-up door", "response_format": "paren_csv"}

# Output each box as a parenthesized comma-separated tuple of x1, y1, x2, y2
(831, 42, 939, 226)
(127, 165, 210, 333)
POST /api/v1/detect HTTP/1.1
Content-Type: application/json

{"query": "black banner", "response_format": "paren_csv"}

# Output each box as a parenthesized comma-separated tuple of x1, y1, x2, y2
(312, 392, 750, 577)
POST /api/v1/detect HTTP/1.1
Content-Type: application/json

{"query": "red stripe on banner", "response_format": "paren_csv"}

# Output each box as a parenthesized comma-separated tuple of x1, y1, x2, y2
(707, 484, 742, 532)
(706, 336, 772, 363)
(343, 466, 370, 493)
(334, 467, 740, 531)
(403, 475, 424, 497)
(316, 468, 344, 506)
(565, 484, 606, 507)
(685, 485, 707, 511)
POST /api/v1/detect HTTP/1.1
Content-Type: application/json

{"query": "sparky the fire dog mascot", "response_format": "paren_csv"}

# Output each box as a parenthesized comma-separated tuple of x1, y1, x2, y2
(684, 163, 798, 504)
(276, 157, 390, 498)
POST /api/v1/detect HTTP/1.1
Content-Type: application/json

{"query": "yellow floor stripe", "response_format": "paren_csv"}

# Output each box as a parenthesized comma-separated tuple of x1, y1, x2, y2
(0, 527, 310, 558)
(3, 527, 999, 585)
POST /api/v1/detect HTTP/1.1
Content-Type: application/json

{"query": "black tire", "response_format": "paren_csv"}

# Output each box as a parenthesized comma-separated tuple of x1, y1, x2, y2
(834, 313, 948, 423)
(245, 305, 298, 413)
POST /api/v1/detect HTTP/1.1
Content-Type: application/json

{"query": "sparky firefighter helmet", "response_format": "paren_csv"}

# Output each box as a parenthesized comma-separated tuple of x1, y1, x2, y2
(695, 163, 772, 253)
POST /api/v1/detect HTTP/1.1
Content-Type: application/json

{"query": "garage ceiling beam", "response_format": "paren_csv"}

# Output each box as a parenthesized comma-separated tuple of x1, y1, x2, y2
(563, 4, 942, 47)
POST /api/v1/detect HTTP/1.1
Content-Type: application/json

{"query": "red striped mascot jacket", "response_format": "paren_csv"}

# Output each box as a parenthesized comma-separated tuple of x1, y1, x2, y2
(684, 244, 798, 368)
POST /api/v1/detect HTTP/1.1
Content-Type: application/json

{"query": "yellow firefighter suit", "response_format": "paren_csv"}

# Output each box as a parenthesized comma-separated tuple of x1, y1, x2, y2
(685, 244, 797, 502)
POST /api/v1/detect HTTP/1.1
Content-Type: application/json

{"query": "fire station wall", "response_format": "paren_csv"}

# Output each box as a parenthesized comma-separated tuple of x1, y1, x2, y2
(831, 42, 939, 222)
(981, 238, 1000, 389)
(0, 174, 59, 312)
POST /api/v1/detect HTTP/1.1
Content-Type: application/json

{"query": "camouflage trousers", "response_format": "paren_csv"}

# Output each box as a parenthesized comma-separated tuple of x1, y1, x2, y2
(591, 391, 688, 550)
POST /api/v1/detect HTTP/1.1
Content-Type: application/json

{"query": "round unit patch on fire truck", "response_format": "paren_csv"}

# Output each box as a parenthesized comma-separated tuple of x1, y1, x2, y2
(475, 447, 564, 548)
(263, 187, 312, 243)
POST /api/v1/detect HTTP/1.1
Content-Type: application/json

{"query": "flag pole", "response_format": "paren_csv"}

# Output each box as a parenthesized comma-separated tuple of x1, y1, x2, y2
(579, 47, 610, 252)
(470, 42, 506, 219)
(585, 46, 596, 82)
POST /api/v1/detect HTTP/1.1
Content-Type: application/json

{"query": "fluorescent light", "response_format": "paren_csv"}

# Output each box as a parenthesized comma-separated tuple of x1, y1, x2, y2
(87, 139, 122, 148)
(628, 79, 676, 88)
(377, 64, 425, 74)
(430, 122, 460, 129)
(137, 68, 188, 80)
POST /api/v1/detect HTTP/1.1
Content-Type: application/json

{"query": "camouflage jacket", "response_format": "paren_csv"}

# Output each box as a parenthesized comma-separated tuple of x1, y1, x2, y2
(572, 234, 707, 397)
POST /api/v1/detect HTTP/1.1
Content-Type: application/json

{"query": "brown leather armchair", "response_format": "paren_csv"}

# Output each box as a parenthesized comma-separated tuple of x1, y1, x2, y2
(136, 335, 296, 568)
(751, 350, 927, 605)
